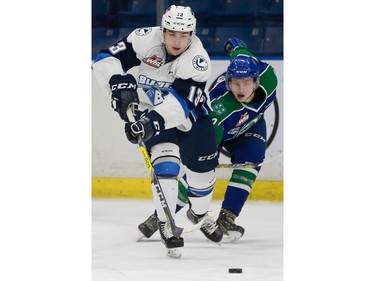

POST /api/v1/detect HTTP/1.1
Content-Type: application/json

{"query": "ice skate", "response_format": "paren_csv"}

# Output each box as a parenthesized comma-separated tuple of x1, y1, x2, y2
(137, 213, 158, 241)
(158, 220, 184, 259)
(216, 208, 245, 242)
(186, 209, 223, 243)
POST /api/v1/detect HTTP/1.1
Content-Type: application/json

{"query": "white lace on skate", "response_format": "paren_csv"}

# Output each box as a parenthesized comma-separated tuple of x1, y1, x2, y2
(159, 221, 173, 242)
(201, 215, 219, 235)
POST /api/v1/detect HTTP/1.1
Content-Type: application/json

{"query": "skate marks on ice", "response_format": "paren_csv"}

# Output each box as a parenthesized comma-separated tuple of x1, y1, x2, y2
(92, 199, 283, 281)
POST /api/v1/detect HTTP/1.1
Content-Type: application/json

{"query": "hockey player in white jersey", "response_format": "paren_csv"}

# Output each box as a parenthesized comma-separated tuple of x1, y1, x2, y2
(92, 5, 223, 258)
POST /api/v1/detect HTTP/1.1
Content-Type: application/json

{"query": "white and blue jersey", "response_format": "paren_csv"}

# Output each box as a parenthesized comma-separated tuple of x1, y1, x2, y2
(92, 26, 212, 132)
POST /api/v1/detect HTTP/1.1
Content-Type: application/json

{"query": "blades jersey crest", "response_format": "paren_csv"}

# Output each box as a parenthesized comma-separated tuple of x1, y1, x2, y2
(145, 84, 164, 106)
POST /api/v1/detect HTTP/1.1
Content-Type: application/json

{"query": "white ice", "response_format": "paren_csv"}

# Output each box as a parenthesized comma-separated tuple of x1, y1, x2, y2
(92, 199, 283, 281)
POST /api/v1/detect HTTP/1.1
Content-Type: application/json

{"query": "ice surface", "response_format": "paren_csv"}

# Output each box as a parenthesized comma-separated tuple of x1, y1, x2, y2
(92, 199, 283, 281)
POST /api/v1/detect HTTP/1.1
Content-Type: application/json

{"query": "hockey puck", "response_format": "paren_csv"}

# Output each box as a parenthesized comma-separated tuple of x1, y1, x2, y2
(228, 268, 242, 273)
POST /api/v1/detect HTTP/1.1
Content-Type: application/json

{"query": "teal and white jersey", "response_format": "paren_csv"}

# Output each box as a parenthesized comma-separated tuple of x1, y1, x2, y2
(209, 57, 278, 146)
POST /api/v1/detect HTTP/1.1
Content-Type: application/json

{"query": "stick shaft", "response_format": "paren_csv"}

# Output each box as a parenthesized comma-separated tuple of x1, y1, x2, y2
(216, 163, 262, 168)
(126, 107, 183, 237)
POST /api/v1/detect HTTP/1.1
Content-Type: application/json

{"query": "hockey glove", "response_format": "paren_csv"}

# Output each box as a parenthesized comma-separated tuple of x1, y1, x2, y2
(109, 74, 139, 121)
(124, 111, 165, 144)
(224, 37, 248, 56)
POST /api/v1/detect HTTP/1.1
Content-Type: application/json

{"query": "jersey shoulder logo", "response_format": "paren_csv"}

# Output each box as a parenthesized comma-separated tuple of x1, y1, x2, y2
(142, 55, 163, 68)
(212, 103, 226, 115)
(192, 55, 208, 71)
(135, 27, 152, 36)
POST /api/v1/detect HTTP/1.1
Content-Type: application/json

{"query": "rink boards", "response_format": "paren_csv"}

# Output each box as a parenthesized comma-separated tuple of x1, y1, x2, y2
(92, 178, 283, 201)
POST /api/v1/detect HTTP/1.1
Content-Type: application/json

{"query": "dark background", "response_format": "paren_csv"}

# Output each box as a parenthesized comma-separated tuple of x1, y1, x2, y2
(92, 0, 283, 59)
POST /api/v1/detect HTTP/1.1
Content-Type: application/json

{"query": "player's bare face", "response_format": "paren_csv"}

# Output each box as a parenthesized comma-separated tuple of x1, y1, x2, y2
(230, 78, 257, 103)
(164, 30, 191, 56)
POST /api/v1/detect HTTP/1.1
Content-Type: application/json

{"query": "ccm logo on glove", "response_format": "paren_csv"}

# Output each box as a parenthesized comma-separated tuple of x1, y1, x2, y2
(109, 74, 139, 121)
(111, 83, 137, 91)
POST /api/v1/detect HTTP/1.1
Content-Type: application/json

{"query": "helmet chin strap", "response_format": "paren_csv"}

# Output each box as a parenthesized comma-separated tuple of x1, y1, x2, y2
(245, 91, 255, 102)
(179, 36, 194, 53)
(244, 85, 258, 102)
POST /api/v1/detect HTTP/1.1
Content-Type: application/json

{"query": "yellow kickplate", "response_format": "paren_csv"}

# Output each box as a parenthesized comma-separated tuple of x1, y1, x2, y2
(92, 178, 283, 202)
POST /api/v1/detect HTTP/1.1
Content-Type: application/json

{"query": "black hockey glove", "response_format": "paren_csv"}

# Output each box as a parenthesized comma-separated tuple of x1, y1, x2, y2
(124, 111, 165, 144)
(223, 37, 248, 56)
(109, 74, 139, 121)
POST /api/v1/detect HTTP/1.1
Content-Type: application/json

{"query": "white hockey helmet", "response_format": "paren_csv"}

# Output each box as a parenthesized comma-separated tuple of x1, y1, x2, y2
(161, 5, 196, 33)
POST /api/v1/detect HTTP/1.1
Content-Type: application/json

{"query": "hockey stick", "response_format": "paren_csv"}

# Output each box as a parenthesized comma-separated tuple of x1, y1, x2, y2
(216, 152, 283, 169)
(216, 162, 262, 169)
(126, 107, 183, 237)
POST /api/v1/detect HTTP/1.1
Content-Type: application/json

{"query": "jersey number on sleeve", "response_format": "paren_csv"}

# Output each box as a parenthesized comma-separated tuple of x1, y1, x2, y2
(187, 86, 203, 107)
(109, 41, 126, 55)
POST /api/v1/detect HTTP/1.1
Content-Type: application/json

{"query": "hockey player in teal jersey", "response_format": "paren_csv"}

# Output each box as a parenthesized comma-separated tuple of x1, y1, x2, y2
(201, 38, 278, 240)
(138, 37, 278, 242)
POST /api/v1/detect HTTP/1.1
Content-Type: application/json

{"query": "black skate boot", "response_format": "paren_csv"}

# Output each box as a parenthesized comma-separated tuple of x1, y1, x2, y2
(138, 213, 158, 239)
(216, 208, 245, 241)
(158, 220, 184, 259)
(186, 209, 223, 243)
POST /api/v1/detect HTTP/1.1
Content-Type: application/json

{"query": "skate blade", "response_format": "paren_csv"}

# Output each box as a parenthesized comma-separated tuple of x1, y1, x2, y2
(166, 248, 181, 259)
(136, 231, 146, 242)
(205, 239, 222, 246)
(222, 231, 243, 243)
